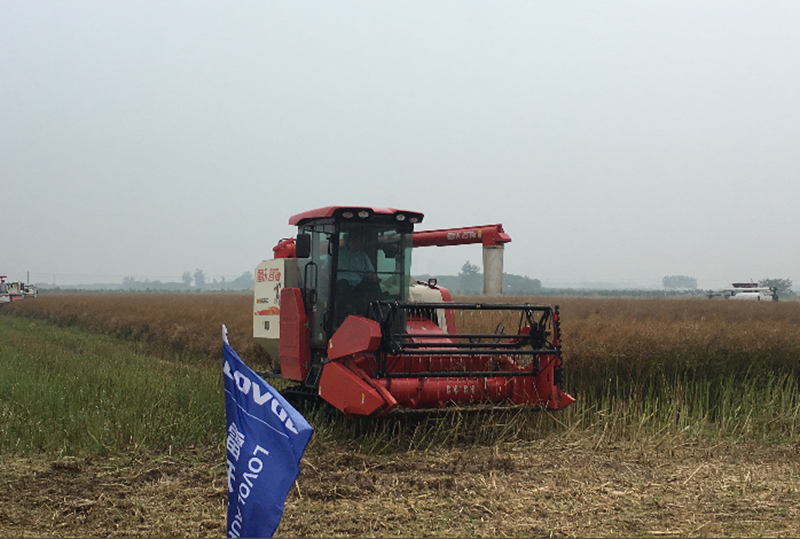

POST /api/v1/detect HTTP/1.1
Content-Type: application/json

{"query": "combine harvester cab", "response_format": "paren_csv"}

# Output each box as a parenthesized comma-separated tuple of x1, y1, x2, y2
(254, 206, 574, 417)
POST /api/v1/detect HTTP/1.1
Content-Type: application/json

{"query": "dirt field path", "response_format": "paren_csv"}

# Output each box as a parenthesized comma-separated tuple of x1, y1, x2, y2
(1, 437, 798, 538)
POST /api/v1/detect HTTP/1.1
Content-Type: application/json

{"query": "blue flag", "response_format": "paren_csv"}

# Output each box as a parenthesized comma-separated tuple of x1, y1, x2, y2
(223, 326, 313, 538)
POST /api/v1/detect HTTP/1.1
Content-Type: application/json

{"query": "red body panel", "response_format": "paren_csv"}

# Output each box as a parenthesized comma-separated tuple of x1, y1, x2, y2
(278, 288, 310, 381)
(327, 316, 382, 361)
(273, 238, 296, 259)
(412, 224, 511, 248)
(378, 376, 513, 408)
(318, 361, 388, 416)
(289, 206, 423, 226)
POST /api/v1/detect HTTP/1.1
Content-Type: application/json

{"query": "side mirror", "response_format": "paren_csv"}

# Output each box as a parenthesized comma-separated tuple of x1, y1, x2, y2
(381, 243, 400, 258)
(295, 233, 311, 258)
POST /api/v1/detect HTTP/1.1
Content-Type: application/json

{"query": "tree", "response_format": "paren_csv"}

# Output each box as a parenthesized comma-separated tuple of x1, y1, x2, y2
(759, 278, 794, 298)
(503, 274, 542, 293)
(194, 268, 206, 288)
(662, 275, 697, 290)
(182, 271, 192, 287)
(230, 271, 254, 289)
(460, 261, 480, 276)
(459, 261, 482, 292)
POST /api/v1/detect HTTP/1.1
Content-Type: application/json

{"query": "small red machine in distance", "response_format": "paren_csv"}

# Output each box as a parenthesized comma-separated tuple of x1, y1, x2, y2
(253, 206, 574, 417)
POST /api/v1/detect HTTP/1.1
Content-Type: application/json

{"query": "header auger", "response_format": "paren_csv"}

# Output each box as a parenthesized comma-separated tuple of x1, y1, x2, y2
(253, 206, 574, 417)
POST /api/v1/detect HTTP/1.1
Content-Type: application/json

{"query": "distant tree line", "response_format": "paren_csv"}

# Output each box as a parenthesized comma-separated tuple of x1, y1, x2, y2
(760, 278, 794, 298)
(662, 275, 698, 290)
(416, 266, 797, 299)
(415, 260, 543, 295)
(121, 270, 254, 291)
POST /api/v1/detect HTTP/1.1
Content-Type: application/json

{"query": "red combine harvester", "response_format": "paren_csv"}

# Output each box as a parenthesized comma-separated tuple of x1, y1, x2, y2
(253, 206, 574, 417)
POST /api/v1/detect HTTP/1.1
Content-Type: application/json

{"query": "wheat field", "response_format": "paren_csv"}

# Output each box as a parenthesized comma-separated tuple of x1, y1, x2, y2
(4, 292, 800, 443)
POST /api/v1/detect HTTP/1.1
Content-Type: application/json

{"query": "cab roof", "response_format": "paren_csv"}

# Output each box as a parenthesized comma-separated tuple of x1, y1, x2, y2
(289, 206, 424, 226)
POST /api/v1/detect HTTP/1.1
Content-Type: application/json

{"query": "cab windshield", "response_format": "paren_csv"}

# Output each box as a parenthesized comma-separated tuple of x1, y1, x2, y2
(333, 222, 412, 328)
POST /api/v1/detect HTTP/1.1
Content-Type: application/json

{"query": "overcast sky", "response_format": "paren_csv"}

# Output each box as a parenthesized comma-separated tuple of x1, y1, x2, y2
(2, 1, 798, 289)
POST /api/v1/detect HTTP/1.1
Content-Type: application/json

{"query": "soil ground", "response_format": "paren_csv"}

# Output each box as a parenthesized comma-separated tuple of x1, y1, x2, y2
(1, 436, 799, 538)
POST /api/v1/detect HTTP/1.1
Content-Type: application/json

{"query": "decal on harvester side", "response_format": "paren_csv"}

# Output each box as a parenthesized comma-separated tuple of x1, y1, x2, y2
(446, 385, 477, 396)
(254, 307, 280, 316)
(256, 267, 281, 283)
(445, 230, 481, 241)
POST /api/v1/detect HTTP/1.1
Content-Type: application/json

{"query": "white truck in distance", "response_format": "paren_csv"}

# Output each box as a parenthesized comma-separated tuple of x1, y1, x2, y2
(707, 282, 778, 301)
(0, 276, 38, 305)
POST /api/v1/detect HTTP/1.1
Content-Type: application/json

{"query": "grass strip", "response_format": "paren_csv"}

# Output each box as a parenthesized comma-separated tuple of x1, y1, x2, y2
(0, 316, 224, 456)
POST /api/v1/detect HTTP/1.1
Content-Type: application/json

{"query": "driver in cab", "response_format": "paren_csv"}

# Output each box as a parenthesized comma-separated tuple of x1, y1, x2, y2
(336, 229, 382, 322)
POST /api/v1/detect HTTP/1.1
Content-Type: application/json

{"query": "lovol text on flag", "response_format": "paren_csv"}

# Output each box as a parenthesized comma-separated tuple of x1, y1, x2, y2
(223, 325, 313, 538)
